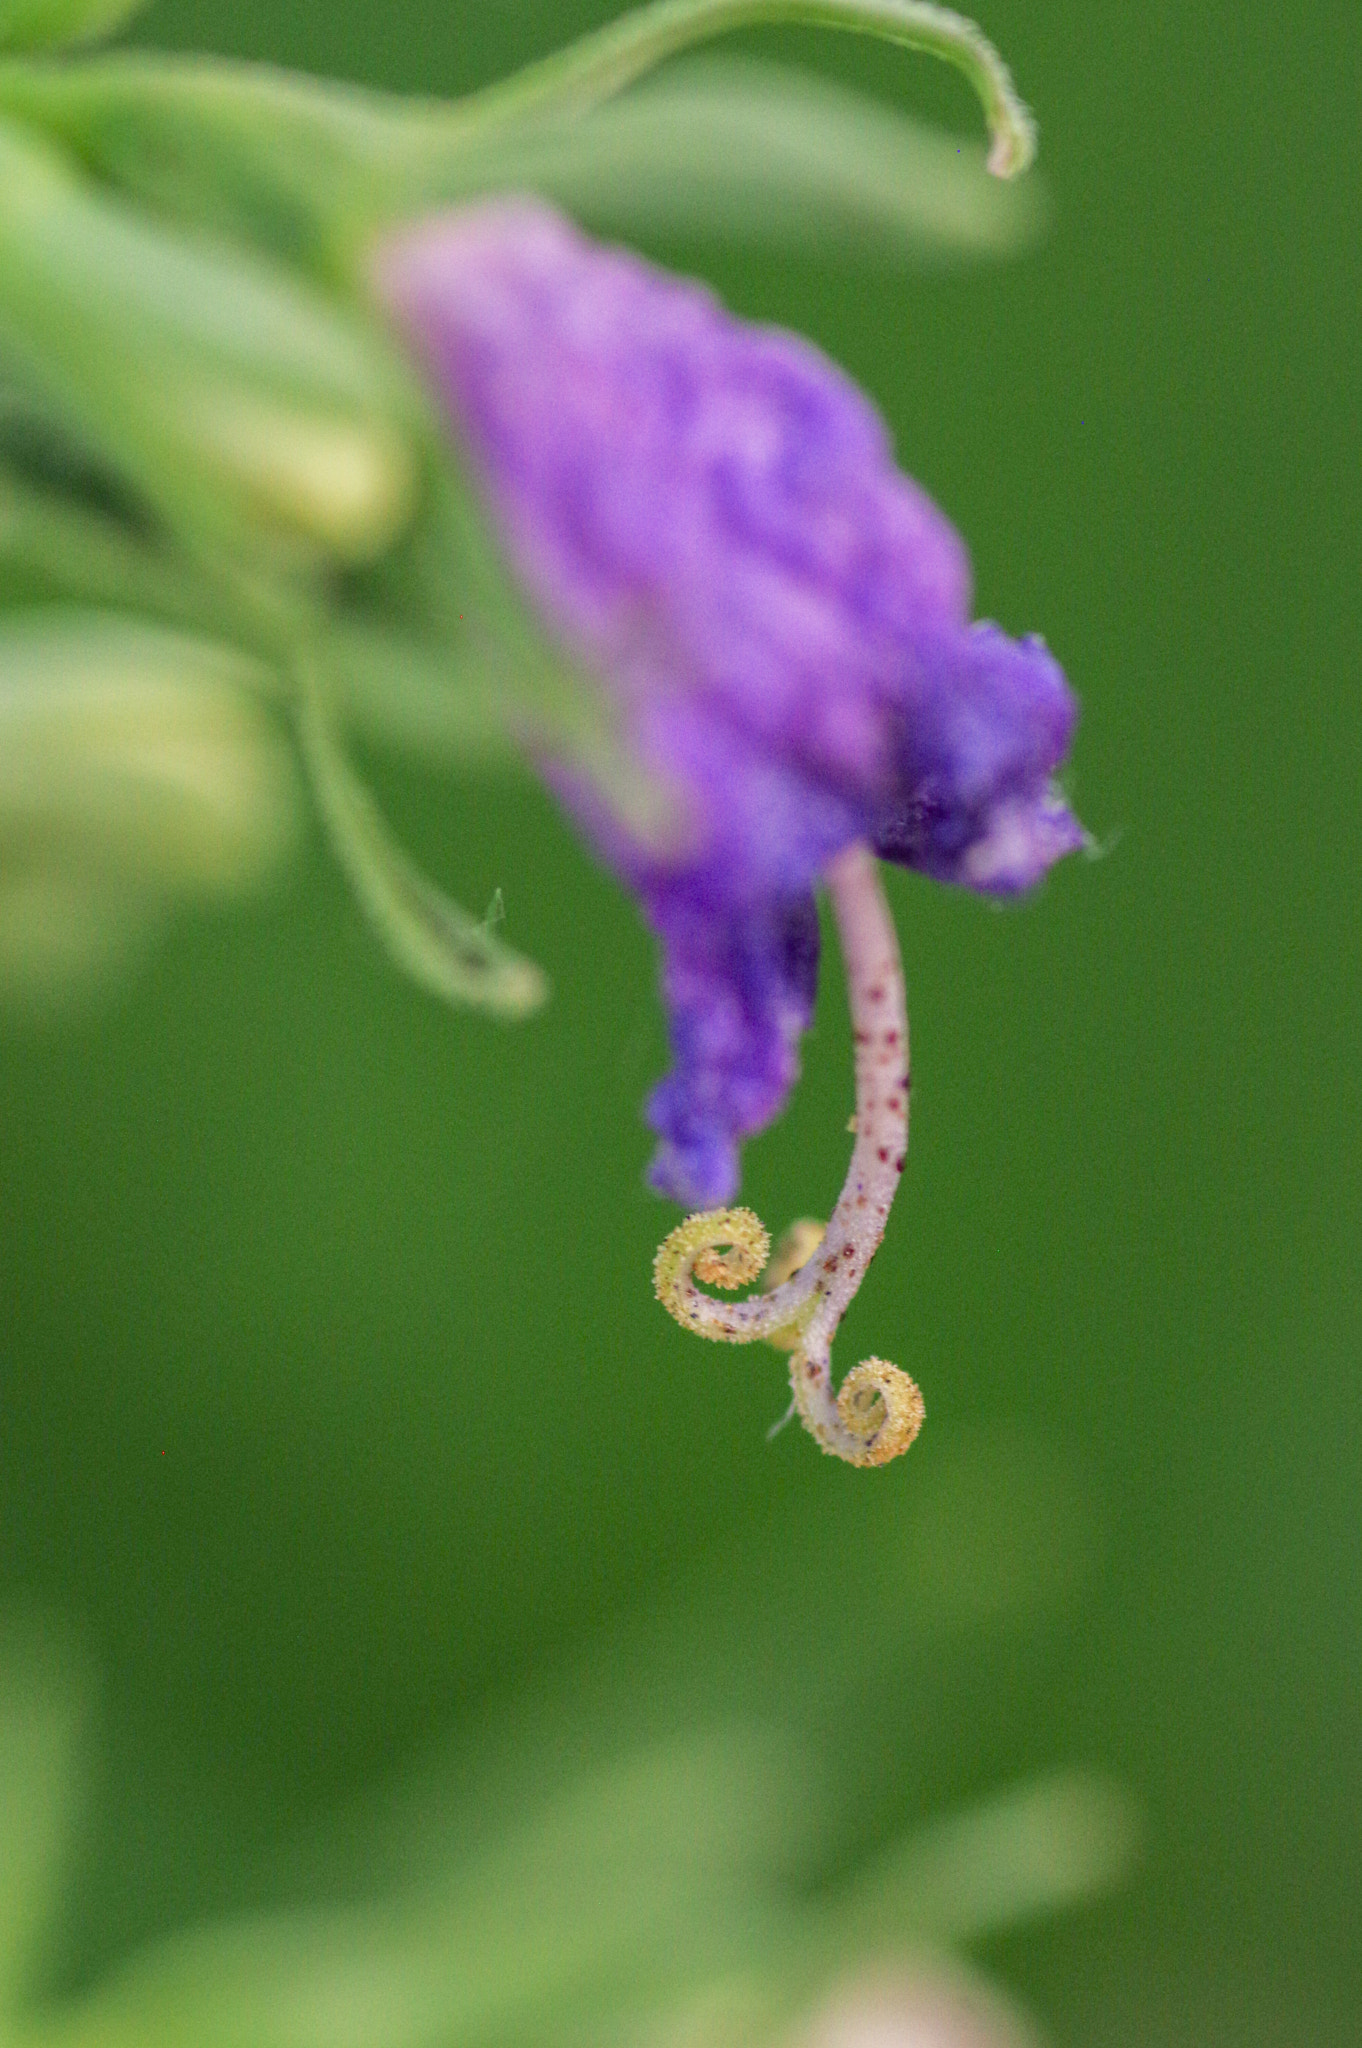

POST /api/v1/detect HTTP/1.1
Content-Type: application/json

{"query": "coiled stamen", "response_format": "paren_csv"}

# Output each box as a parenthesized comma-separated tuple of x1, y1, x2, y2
(654, 841, 923, 1466)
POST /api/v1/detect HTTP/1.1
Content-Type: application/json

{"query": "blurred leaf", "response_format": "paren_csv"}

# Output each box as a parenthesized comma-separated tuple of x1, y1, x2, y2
(833, 1769, 1140, 1945)
(295, 1431, 1097, 1917)
(0, 116, 418, 563)
(0, 1478, 1125, 2047)
(0, 1615, 89, 2017)
(11, 1725, 1132, 2048)
(0, 55, 421, 270)
(452, 0, 1038, 181)
(0, 396, 607, 784)
(0, 50, 1039, 277)
(0, 0, 143, 54)
(510, 1428, 1094, 1760)
(412, 58, 1045, 263)
(0, 609, 301, 1008)
(0, 872, 161, 1010)
(29, 1729, 808, 2048)
(429, 1721, 825, 1906)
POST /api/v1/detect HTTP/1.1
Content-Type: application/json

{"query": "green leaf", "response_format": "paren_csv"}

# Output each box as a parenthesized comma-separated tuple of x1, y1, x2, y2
(20, 1729, 804, 2048)
(0, 0, 144, 55)
(0, 1615, 89, 2015)
(0, 54, 421, 270)
(0, 45, 1038, 274)
(413, 56, 1044, 263)
(830, 1770, 1141, 1945)
(315, 620, 517, 764)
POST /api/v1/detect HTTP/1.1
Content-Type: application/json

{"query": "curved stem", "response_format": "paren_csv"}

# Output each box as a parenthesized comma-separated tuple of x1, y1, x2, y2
(654, 842, 924, 1466)
(460, 0, 1035, 178)
(295, 652, 549, 1017)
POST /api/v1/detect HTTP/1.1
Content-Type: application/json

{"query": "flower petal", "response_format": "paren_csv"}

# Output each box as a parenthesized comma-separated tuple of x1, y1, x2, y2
(871, 624, 1084, 893)
(642, 884, 820, 1206)
(375, 199, 1083, 1196)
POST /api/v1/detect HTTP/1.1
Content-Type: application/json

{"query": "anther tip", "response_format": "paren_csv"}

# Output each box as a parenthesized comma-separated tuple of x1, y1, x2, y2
(839, 1359, 925, 1465)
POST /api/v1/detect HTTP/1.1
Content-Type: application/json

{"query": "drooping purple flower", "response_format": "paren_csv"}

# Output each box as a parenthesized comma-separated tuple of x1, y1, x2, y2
(375, 200, 1083, 1206)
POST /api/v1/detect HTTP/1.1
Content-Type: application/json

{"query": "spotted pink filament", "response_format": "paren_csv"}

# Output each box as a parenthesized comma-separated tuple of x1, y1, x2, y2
(653, 841, 924, 1465)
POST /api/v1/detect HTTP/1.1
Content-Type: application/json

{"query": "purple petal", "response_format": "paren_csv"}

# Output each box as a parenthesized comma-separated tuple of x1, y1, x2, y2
(375, 200, 1085, 1200)
(643, 887, 821, 1206)
(871, 624, 1084, 892)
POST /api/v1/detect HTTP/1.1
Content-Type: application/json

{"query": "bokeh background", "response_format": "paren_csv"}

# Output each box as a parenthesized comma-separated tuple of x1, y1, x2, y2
(1, 2, 1357, 2042)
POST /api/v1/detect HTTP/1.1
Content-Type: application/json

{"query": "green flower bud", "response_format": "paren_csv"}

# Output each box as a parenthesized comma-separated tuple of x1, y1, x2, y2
(0, 116, 418, 563)
(161, 383, 416, 564)
(0, 609, 300, 1006)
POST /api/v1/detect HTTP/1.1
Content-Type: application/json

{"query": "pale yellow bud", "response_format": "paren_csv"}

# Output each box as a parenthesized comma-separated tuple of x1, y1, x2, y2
(185, 392, 417, 562)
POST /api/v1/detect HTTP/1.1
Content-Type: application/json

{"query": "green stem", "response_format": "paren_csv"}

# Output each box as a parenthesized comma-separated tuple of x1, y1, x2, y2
(457, 0, 1035, 176)
(295, 645, 549, 1017)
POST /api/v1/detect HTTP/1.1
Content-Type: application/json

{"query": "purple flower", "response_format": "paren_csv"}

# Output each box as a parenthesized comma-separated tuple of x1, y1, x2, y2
(376, 200, 1083, 1206)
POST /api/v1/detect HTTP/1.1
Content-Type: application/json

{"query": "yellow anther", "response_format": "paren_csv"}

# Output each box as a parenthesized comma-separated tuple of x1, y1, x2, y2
(654, 1206, 770, 1325)
(835, 1359, 926, 1466)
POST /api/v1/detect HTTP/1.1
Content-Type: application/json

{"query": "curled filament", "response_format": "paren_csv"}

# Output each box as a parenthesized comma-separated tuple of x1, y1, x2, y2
(654, 842, 924, 1467)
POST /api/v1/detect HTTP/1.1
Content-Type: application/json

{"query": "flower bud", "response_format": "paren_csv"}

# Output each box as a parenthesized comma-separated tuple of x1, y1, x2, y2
(0, 117, 417, 562)
(174, 387, 415, 564)
(0, 610, 299, 1006)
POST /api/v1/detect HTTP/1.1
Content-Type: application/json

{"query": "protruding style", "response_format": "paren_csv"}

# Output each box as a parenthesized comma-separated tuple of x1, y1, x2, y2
(655, 843, 924, 1467)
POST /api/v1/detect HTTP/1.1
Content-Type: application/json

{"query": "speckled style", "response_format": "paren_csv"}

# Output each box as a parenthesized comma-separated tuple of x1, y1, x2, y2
(653, 845, 924, 1466)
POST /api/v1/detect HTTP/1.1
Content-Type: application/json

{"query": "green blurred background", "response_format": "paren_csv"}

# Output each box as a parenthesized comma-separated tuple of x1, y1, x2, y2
(1, 1, 1357, 2042)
